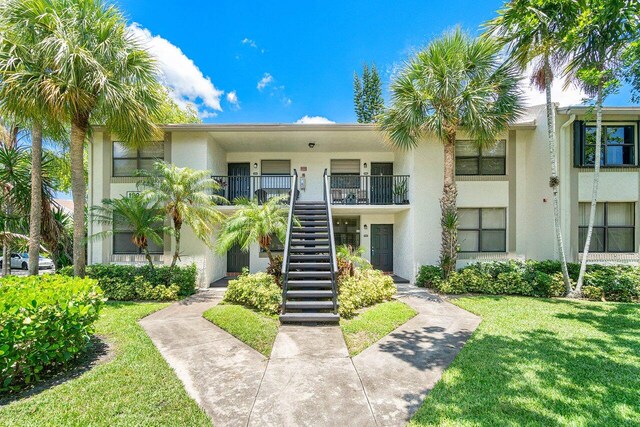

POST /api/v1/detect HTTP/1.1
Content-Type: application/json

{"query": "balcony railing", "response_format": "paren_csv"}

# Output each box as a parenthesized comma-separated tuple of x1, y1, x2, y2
(327, 174, 410, 205)
(212, 175, 293, 204)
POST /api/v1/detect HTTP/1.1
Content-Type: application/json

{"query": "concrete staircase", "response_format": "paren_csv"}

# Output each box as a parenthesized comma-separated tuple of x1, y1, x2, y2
(280, 200, 339, 323)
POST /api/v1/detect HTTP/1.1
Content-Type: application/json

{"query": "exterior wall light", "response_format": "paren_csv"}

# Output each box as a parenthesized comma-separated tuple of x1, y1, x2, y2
(308, 142, 316, 148)
(253, 162, 258, 169)
(364, 162, 368, 168)
(363, 224, 368, 231)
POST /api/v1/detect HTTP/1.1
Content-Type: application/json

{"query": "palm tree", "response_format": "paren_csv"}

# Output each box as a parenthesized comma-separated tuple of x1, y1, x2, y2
(380, 28, 524, 277)
(336, 244, 371, 277)
(0, 0, 163, 277)
(137, 161, 225, 269)
(484, 0, 578, 294)
(565, 0, 639, 296)
(215, 196, 291, 265)
(90, 193, 168, 268)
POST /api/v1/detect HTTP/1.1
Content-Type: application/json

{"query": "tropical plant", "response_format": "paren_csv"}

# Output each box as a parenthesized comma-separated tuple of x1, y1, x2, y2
(565, 0, 639, 296)
(336, 244, 371, 277)
(89, 193, 169, 268)
(0, 0, 164, 277)
(215, 196, 290, 265)
(353, 63, 384, 123)
(138, 161, 225, 269)
(484, 0, 579, 294)
(380, 28, 524, 277)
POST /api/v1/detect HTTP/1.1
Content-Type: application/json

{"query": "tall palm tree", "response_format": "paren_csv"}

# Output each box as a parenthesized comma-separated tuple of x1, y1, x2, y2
(380, 28, 524, 277)
(0, 0, 163, 277)
(137, 161, 225, 269)
(484, 0, 578, 294)
(90, 193, 169, 268)
(565, 0, 639, 296)
(215, 196, 291, 265)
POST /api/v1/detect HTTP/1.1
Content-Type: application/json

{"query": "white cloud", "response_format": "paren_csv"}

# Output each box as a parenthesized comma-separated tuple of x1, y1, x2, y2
(257, 73, 274, 91)
(520, 65, 587, 107)
(226, 91, 240, 109)
(295, 116, 335, 124)
(128, 23, 224, 116)
(242, 38, 258, 48)
(199, 110, 218, 119)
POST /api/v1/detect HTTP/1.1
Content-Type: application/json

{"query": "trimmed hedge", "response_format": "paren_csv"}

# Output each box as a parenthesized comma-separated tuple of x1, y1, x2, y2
(338, 269, 396, 318)
(0, 275, 104, 392)
(417, 260, 640, 302)
(59, 264, 197, 301)
(223, 272, 282, 315)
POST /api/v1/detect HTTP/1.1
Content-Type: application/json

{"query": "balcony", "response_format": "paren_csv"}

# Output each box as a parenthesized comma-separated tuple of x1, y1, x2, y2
(327, 175, 410, 205)
(212, 175, 293, 204)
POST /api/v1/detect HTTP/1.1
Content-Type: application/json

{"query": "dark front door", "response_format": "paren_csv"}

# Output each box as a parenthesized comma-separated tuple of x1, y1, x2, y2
(371, 224, 393, 272)
(227, 243, 249, 273)
(228, 163, 250, 202)
(371, 163, 393, 205)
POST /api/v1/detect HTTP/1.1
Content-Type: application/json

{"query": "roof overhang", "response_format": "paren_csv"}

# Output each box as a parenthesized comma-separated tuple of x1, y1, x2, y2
(558, 106, 640, 116)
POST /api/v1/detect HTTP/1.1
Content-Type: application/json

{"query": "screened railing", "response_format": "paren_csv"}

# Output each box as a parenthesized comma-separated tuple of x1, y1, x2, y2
(327, 175, 410, 205)
(211, 175, 293, 204)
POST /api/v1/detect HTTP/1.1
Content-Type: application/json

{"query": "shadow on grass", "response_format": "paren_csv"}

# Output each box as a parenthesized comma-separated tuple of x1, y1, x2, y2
(0, 336, 114, 406)
(410, 301, 640, 426)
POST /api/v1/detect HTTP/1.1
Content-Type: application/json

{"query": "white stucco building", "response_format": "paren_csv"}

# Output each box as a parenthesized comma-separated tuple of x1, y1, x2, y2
(87, 105, 640, 287)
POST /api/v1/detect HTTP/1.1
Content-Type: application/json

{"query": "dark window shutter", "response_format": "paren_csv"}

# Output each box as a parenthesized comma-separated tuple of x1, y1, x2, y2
(573, 120, 584, 167)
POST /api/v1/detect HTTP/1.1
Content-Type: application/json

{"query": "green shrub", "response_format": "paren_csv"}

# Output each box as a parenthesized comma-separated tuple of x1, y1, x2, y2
(416, 265, 443, 288)
(223, 272, 282, 315)
(0, 275, 104, 392)
(60, 264, 197, 301)
(583, 285, 604, 301)
(584, 267, 640, 302)
(266, 255, 283, 286)
(338, 270, 396, 318)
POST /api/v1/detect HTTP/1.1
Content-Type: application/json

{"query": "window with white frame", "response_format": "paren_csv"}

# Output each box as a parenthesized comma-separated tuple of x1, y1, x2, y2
(458, 208, 507, 252)
(112, 214, 164, 255)
(112, 141, 164, 177)
(579, 202, 635, 253)
(455, 140, 506, 176)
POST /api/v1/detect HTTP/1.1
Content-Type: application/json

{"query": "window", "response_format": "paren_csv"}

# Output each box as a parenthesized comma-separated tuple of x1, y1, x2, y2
(113, 141, 164, 177)
(456, 140, 506, 176)
(579, 202, 635, 253)
(112, 214, 164, 255)
(333, 217, 360, 247)
(260, 234, 285, 253)
(260, 160, 291, 190)
(458, 208, 506, 252)
(331, 159, 361, 188)
(576, 124, 636, 167)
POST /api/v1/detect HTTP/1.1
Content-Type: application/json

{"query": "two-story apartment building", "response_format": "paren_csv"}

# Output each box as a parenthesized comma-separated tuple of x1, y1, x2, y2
(87, 104, 640, 287)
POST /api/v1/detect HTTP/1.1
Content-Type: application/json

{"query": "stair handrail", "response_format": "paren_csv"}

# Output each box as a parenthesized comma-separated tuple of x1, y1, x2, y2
(323, 169, 339, 314)
(280, 169, 298, 314)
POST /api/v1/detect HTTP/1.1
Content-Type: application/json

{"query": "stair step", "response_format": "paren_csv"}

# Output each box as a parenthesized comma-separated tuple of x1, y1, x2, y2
(280, 313, 339, 323)
(293, 227, 328, 232)
(289, 247, 330, 253)
(289, 262, 331, 270)
(291, 233, 328, 239)
(288, 270, 332, 278)
(295, 211, 327, 215)
(286, 280, 333, 288)
(284, 301, 337, 309)
(298, 221, 328, 226)
(292, 240, 329, 246)
(290, 254, 330, 261)
(286, 290, 334, 298)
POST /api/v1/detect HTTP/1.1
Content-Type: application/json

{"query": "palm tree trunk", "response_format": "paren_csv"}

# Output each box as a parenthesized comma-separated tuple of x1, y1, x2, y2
(71, 117, 88, 277)
(440, 136, 458, 277)
(263, 244, 275, 265)
(28, 122, 43, 276)
(2, 186, 12, 276)
(543, 58, 571, 294)
(142, 246, 155, 269)
(575, 83, 604, 296)
(171, 222, 181, 269)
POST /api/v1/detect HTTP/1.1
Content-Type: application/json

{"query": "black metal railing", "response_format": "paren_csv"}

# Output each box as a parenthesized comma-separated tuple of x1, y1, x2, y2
(327, 174, 410, 205)
(323, 169, 339, 314)
(211, 175, 293, 204)
(280, 170, 298, 315)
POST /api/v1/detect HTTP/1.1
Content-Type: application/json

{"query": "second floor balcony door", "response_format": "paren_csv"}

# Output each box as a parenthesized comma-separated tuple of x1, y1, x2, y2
(371, 163, 393, 205)
(228, 163, 251, 202)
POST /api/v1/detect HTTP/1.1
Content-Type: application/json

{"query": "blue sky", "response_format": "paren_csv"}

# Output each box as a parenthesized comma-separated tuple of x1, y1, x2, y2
(117, 0, 638, 124)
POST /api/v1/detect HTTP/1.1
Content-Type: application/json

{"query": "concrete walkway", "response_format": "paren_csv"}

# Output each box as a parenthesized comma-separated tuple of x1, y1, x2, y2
(139, 285, 480, 427)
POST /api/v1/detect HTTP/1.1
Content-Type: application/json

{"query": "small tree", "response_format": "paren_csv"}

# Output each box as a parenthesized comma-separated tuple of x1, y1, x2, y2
(353, 63, 384, 123)
(336, 244, 371, 277)
(137, 161, 225, 270)
(215, 196, 290, 265)
(90, 193, 168, 268)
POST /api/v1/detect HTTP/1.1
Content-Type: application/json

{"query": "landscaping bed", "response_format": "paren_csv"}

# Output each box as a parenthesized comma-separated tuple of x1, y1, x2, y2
(409, 296, 640, 426)
(0, 302, 210, 426)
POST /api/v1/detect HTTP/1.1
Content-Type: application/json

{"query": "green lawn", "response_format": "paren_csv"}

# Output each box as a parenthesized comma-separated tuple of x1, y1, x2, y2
(203, 304, 279, 357)
(341, 300, 417, 356)
(0, 302, 210, 427)
(410, 296, 640, 426)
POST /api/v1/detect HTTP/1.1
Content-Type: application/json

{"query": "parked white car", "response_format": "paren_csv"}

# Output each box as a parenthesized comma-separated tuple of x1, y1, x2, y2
(0, 253, 55, 270)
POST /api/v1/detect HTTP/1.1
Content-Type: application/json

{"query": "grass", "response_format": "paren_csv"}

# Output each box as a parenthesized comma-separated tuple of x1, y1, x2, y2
(0, 302, 211, 427)
(203, 304, 279, 357)
(409, 296, 640, 426)
(340, 300, 417, 356)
